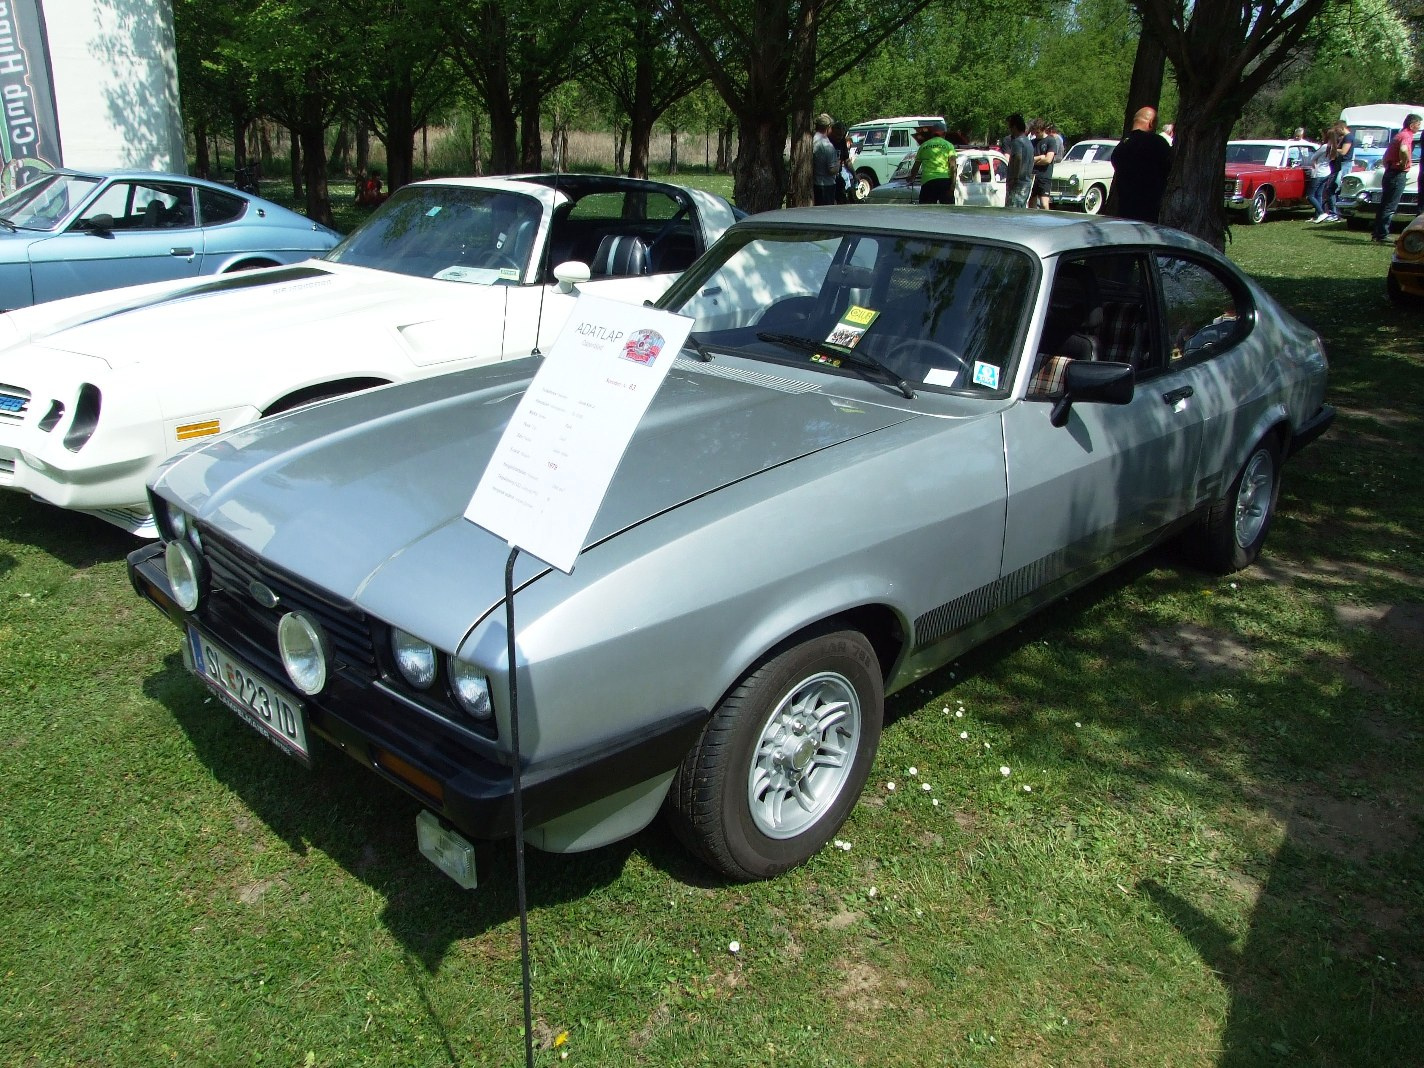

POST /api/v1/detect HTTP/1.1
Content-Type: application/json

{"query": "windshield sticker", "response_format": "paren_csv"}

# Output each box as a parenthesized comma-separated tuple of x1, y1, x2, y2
(924, 368, 960, 388)
(825, 305, 879, 349)
(810, 353, 842, 367)
(425, 205, 443, 216)
(498, 267, 521, 281)
(433, 265, 502, 284)
(971, 361, 1001, 389)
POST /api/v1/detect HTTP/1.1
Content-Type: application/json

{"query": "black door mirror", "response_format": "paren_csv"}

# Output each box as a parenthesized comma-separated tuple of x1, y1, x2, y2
(1050, 361, 1135, 427)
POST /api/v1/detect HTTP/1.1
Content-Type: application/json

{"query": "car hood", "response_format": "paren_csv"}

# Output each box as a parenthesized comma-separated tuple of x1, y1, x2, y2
(7, 262, 498, 368)
(1224, 163, 1287, 179)
(156, 360, 919, 649)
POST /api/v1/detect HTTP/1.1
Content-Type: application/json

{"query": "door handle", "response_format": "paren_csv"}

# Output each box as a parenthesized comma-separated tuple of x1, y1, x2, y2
(169, 247, 195, 257)
(1162, 386, 1194, 405)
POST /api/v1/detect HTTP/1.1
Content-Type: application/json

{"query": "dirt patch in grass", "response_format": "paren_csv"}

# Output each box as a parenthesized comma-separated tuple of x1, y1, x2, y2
(1136, 622, 1255, 676)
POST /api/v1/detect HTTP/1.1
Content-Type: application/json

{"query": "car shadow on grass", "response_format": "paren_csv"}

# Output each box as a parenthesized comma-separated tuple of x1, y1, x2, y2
(0, 492, 138, 568)
(144, 652, 645, 972)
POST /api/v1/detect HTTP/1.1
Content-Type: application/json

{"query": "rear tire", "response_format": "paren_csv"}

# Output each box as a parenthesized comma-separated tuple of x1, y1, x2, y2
(1185, 435, 1281, 573)
(666, 626, 883, 881)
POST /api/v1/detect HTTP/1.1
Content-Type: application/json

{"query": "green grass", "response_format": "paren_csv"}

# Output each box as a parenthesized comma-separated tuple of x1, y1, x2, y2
(1, 216, 1421, 1066)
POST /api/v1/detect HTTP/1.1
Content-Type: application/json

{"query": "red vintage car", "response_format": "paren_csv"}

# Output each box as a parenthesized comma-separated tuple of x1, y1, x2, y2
(1223, 139, 1319, 224)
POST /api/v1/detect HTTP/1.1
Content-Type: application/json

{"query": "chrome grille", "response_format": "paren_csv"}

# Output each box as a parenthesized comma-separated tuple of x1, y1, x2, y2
(196, 524, 377, 674)
(0, 382, 29, 424)
(0, 456, 14, 479)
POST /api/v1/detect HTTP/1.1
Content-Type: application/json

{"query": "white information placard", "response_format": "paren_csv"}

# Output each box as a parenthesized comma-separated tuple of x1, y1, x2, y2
(465, 293, 692, 573)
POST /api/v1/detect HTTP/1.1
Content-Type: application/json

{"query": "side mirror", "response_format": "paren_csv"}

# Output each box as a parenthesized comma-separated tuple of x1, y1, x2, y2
(81, 213, 115, 235)
(1050, 361, 1135, 428)
(553, 260, 591, 294)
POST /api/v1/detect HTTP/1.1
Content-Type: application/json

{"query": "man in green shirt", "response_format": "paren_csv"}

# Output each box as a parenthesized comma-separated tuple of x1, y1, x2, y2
(909, 119, 957, 204)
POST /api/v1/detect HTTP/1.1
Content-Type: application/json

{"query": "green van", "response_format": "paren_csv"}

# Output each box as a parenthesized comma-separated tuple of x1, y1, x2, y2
(847, 116, 945, 200)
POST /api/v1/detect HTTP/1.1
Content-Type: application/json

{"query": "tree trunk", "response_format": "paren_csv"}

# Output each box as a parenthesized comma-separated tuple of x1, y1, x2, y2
(471, 111, 484, 175)
(668, 127, 679, 174)
(518, 78, 542, 170)
(193, 122, 210, 178)
(330, 123, 351, 176)
(355, 123, 370, 180)
(733, 113, 789, 213)
(384, 76, 417, 190)
(786, 104, 814, 207)
(488, 100, 519, 173)
(1160, 107, 1233, 249)
(289, 125, 304, 198)
(300, 118, 332, 227)
(614, 122, 628, 173)
(260, 124, 273, 166)
(1122, 32, 1166, 137)
(232, 115, 249, 172)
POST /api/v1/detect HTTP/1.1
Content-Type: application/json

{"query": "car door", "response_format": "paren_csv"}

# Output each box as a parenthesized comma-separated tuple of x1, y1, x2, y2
(29, 179, 204, 303)
(1001, 252, 1206, 582)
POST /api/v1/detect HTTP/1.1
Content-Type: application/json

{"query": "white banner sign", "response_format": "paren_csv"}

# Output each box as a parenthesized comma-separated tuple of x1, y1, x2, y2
(465, 293, 692, 573)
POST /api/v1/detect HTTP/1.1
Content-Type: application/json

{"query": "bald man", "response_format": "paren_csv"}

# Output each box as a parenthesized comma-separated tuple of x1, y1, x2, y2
(1109, 106, 1173, 223)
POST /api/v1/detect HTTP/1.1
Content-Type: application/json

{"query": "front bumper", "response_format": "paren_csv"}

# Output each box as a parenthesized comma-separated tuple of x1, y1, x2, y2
(1389, 258, 1424, 300)
(128, 542, 710, 842)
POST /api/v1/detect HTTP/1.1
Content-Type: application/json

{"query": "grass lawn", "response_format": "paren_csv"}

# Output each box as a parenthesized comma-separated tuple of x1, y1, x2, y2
(0, 208, 1420, 1067)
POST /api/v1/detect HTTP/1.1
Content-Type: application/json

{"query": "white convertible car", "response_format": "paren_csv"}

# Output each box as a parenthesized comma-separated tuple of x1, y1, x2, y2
(0, 174, 736, 534)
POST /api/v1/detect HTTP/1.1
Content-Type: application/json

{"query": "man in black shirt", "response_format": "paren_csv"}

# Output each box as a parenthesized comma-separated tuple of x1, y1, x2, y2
(1110, 107, 1172, 223)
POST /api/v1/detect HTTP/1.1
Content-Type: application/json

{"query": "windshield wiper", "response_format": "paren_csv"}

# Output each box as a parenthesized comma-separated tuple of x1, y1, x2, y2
(0, 217, 15, 232)
(756, 331, 915, 399)
(682, 334, 714, 361)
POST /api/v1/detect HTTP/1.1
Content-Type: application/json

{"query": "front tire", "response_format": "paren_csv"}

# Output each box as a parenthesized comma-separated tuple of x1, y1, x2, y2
(1186, 435, 1281, 573)
(852, 170, 876, 202)
(1083, 184, 1106, 215)
(1247, 190, 1269, 225)
(666, 627, 884, 881)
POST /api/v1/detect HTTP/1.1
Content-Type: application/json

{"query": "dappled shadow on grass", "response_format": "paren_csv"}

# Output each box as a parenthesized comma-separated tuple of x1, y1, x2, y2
(892, 489, 1423, 1061)
(144, 653, 640, 973)
(0, 492, 137, 569)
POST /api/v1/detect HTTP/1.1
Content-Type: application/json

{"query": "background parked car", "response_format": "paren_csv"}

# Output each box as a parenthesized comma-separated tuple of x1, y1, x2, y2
(865, 149, 1008, 206)
(1339, 140, 1422, 231)
(0, 170, 341, 311)
(129, 207, 1333, 888)
(1048, 139, 1118, 214)
(1223, 139, 1317, 224)
(0, 174, 736, 535)
(1387, 211, 1424, 304)
(845, 116, 944, 200)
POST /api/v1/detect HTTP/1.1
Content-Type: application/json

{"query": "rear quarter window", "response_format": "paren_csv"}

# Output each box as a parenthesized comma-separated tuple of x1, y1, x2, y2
(198, 188, 247, 226)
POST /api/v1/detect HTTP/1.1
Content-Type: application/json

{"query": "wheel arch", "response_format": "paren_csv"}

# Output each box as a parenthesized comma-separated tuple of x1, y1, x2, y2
(261, 377, 390, 416)
(710, 601, 907, 716)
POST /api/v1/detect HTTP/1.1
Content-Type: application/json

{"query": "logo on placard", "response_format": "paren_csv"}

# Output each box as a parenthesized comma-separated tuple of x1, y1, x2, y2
(622, 329, 665, 366)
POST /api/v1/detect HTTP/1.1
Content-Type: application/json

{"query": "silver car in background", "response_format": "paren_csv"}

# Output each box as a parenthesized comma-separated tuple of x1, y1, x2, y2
(129, 209, 1333, 887)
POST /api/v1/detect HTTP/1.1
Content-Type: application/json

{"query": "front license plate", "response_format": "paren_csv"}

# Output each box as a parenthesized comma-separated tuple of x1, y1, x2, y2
(187, 626, 310, 761)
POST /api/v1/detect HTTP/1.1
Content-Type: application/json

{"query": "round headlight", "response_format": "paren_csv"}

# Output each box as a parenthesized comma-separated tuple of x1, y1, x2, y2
(278, 612, 329, 695)
(164, 540, 204, 612)
(1068, 174, 1079, 190)
(1402, 232, 1424, 255)
(448, 659, 493, 719)
(391, 628, 437, 689)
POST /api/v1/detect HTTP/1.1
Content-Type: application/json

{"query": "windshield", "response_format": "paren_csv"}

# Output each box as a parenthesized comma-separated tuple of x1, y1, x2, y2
(659, 227, 1035, 395)
(325, 184, 542, 283)
(1225, 144, 1275, 165)
(1065, 141, 1113, 163)
(0, 173, 100, 230)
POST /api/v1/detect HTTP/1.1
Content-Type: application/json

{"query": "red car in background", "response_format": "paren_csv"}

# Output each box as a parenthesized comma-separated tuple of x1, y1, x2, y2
(1223, 139, 1318, 224)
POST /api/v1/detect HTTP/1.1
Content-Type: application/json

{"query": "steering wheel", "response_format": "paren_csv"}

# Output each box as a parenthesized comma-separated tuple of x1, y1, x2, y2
(884, 340, 969, 382)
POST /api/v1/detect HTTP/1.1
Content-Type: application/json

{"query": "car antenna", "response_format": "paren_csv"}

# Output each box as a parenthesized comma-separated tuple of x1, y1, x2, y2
(529, 170, 562, 358)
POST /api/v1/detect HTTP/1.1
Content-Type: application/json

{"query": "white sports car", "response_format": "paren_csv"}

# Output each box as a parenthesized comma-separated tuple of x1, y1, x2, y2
(0, 174, 736, 535)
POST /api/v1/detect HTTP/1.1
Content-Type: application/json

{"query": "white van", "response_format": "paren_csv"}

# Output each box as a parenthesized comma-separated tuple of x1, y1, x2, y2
(1340, 104, 1424, 167)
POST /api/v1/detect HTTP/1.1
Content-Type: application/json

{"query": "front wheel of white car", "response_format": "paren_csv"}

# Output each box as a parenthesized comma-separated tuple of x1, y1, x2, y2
(1083, 184, 1106, 215)
(667, 626, 884, 881)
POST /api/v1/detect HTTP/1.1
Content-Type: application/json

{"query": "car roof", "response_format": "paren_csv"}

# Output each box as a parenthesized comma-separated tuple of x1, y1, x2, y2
(733, 205, 1220, 260)
(849, 116, 943, 128)
(38, 168, 264, 194)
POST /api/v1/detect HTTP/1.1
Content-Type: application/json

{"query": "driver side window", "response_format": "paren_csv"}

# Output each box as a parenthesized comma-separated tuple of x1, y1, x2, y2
(1155, 255, 1250, 367)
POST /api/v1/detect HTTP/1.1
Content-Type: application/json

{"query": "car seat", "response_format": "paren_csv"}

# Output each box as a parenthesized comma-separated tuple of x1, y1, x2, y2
(592, 234, 650, 277)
